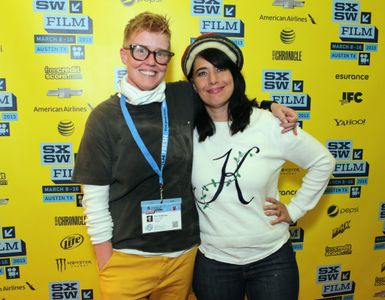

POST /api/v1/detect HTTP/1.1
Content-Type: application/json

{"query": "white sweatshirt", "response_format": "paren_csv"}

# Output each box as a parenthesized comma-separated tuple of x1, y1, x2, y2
(191, 108, 335, 265)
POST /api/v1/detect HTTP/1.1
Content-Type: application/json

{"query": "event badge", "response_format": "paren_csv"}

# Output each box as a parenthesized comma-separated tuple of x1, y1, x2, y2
(141, 198, 182, 234)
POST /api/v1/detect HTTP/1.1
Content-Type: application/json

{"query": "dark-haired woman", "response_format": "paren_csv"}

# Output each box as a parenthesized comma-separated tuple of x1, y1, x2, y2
(181, 33, 336, 300)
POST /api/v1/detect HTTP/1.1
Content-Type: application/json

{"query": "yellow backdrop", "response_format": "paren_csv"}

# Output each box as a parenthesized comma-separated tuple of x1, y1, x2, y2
(1, 0, 384, 299)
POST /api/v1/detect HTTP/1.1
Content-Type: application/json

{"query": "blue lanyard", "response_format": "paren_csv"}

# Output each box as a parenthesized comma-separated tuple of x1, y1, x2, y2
(120, 95, 169, 199)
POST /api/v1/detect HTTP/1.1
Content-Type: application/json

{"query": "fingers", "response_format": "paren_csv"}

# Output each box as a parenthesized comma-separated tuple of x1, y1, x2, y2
(264, 198, 291, 225)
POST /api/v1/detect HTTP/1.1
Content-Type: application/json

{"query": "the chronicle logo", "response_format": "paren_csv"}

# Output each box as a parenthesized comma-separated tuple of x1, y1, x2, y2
(327, 205, 359, 217)
(272, 50, 302, 61)
(340, 92, 363, 105)
(332, 220, 351, 238)
(54, 216, 86, 226)
(60, 234, 84, 250)
(334, 118, 366, 126)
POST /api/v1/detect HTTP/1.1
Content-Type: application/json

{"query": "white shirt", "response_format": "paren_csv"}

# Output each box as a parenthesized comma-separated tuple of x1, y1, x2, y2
(191, 108, 335, 265)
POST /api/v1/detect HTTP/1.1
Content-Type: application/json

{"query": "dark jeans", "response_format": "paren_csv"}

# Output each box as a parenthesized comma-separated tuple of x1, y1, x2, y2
(192, 239, 299, 300)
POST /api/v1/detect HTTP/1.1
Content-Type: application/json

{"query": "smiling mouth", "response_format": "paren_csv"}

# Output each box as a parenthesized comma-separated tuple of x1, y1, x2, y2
(140, 70, 156, 76)
(207, 87, 223, 94)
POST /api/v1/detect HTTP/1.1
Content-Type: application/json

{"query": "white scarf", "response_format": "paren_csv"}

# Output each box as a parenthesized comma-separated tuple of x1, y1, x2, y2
(119, 75, 166, 105)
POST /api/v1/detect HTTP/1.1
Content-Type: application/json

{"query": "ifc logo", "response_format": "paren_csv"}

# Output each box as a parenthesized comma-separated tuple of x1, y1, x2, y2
(280, 28, 295, 44)
(58, 120, 75, 136)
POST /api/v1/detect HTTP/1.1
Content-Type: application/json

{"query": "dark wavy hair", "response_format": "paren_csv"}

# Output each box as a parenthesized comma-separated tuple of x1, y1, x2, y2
(187, 48, 259, 142)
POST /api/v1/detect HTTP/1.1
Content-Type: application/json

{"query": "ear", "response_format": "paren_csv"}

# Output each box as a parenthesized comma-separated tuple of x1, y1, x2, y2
(192, 82, 197, 92)
(120, 48, 128, 64)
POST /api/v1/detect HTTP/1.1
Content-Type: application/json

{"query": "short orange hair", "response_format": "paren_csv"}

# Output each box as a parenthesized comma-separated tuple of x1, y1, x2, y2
(123, 11, 171, 48)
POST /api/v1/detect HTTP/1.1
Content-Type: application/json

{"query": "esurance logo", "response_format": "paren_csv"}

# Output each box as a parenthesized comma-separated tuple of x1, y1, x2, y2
(40, 143, 73, 165)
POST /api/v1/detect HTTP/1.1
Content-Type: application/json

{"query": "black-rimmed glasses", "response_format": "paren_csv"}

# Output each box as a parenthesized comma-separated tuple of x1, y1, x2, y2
(124, 44, 174, 65)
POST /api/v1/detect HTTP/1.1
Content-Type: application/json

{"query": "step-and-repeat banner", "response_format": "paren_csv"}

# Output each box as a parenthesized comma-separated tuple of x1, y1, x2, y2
(1, 1, 384, 299)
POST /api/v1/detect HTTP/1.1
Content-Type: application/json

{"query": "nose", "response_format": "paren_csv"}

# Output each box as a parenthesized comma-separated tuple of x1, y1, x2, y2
(145, 52, 157, 65)
(208, 71, 218, 85)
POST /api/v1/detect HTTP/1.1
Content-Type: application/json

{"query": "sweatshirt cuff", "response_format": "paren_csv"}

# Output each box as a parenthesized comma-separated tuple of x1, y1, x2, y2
(286, 202, 305, 224)
(259, 100, 275, 111)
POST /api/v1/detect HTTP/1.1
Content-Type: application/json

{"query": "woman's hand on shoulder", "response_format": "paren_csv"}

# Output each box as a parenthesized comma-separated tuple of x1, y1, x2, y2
(270, 103, 298, 135)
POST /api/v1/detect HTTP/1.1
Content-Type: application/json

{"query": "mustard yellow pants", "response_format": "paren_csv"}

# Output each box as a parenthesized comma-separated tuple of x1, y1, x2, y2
(98, 247, 198, 300)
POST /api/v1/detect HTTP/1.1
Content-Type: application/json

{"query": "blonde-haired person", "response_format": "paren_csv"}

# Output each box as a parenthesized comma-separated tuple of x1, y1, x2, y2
(73, 12, 298, 300)
(181, 33, 336, 300)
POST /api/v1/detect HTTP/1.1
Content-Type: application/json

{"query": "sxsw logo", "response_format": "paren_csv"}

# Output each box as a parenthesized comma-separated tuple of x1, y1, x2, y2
(327, 140, 352, 160)
(316, 264, 341, 283)
(0, 239, 27, 257)
(2, 226, 15, 239)
(191, 0, 222, 16)
(262, 70, 292, 92)
(6, 266, 20, 279)
(33, 0, 68, 12)
(49, 281, 80, 300)
(200, 18, 244, 37)
(339, 25, 378, 43)
(0, 78, 6, 91)
(40, 143, 73, 165)
(44, 15, 93, 34)
(270, 94, 310, 110)
(334, 161, 369, 177)
(380, 202, 385, 220)
(0, 92, 17, 111)
(332, 0, 360, 23)
(51, 168, 73, 184)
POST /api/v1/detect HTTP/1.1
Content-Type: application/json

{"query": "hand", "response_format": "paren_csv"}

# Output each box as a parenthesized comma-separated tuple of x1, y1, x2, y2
(270, 103, 298, 135)
(263, 197, 293, 225)
(94, 241, 113, 270)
